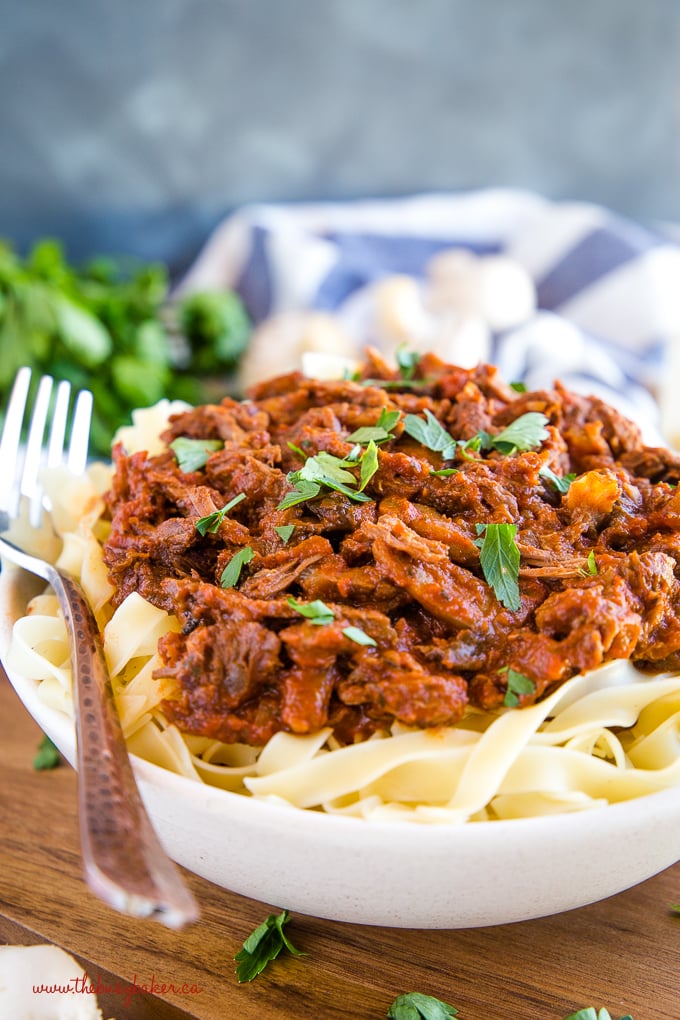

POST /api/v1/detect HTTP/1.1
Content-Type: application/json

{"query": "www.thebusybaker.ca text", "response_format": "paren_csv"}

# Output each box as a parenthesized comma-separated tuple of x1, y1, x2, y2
(33, 972, 203, 1009)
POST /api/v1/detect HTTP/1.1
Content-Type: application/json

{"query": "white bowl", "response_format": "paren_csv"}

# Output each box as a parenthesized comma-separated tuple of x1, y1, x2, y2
(2, 563, 679, 929)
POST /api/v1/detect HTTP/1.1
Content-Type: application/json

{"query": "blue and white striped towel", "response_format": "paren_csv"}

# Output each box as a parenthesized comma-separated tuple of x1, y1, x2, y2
(180, 189, 680, 444)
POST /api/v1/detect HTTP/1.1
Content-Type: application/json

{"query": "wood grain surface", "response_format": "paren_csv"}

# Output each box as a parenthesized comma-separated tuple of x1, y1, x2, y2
(1, 671, 678, 1020)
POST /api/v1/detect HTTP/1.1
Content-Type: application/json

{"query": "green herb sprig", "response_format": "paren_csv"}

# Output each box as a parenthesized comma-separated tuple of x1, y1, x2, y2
(277, 443, 380, 510)
(274, 524, 296, 544)
(539, 465, 576, 494)
(286, 597, 375, 645)
(474, 523, 521, 612)
(459, 412, 549, 459)
(220, 546, 255, 588)
(498, 667, 536, 707)
(195, 492, 246, 535)
(0, 239, 251, 455)
(388, 991, 459, 1019)
(234, 909, 305, 983)
(33, 734, 61, 770)
(347, 407, 401, 445)
(171, 437, 224, 473)
(403, 409, 457, 461)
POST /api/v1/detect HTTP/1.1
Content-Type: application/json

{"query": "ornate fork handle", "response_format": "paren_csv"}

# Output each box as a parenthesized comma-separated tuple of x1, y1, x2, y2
(2, 534, 199, 927)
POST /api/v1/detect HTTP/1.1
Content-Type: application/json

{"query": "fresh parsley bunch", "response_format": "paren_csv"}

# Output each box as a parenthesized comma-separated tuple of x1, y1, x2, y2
(0, 238, 251, 454)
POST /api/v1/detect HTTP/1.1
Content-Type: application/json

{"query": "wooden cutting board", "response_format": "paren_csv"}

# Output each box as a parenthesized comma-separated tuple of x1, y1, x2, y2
(0, 671, 678, 1020)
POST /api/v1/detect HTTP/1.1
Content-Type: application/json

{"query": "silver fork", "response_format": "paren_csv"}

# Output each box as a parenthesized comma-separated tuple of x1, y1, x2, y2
(0, 367, 199, 928)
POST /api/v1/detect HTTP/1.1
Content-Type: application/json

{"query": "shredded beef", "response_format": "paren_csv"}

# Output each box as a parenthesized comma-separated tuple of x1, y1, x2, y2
(102, 352, 680, 746)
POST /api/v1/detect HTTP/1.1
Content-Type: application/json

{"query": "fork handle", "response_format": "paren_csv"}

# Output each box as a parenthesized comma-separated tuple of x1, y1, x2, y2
(54, 570, 200, 928)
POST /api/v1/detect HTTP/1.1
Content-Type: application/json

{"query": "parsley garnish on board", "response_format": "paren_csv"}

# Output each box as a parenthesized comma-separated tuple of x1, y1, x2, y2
(171, 436, 223, 473)
(498, 666, 536, 707)
(195, 492, 246, 535)
(234, 909, 305, 983)
(562, 1010, 633, 1020)
(220, 546, 255, 588)
(473, 523, 521, 612)
(387, 991, 459, 1019)
(33, 734, 61, 770)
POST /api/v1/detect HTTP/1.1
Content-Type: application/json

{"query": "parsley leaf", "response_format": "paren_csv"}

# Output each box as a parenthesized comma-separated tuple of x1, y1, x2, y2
(586, 550, 598, 575)
(499, 666, 536, 707)
(509, 380, 527, 393)
(220, 546, 255, 588)
(33, 734, 61, 770)
(396, 346, 422, 380)
(348, 407, 401, 445)
(274, 524, 296, 544)
(403, 409, 457, 461)
(359, 439, 380, 491)
(474, 523, 521, 611)
(430, 468, 458, 477)
(287, 596, 335, 625)
(287, 440, 308, 458)
(539, 465, 576, 494)
(195, 492, 246, 535)
(342, 626, 377, 646)
(487, 412, 549, 454)
(277, 449, 373, 509)
(234, 909, 305, 983)
(671, 903, 680, 913)
(171, 436, 223, 472)
(277, 478, 323, 510)
(388, 991, 459, 1019)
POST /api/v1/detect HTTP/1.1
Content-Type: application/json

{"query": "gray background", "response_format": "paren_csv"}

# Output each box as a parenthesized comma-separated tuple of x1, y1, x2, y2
(2, 0, 679, 274)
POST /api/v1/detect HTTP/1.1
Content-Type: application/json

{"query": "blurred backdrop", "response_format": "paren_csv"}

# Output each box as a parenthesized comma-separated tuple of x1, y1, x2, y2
(2, 0, 680, 273)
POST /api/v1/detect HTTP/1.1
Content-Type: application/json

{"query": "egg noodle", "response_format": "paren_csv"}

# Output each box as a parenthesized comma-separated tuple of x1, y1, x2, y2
(7, 401, 680, 824)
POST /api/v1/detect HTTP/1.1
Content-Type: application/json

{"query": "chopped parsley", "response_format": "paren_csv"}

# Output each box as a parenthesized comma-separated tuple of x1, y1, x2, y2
(274, 524, 296, 544)
(509, 380, 527, 393)
(220, 546, 255, 588)
(234, 909, 305, 983)
(277, 478, 324, 510)
(430, 468, 458, 477)
(489, 412, 550, 453)
(499, 667, 536, 707)
(388, 991, 459, 1019)
(359, 440, 380, 491)
(287, 596, 335, 625)
(195, 492, 246, 535)
(539, 465, 576, 494)
(33, 734, 61, 770)
(474, 523, 521, 612)
(586, 549, 598, 575)
(347, 407, 401, 445)
(170, 436, 223, 472)
(403, 409, 457, 461)
(342, 626, 377, 647)
(396, 346, 422, 380)
(277, 447, 376, 510)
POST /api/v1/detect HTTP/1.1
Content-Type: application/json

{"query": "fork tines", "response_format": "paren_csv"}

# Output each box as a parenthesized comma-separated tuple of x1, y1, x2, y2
(0, 367, 93, 524)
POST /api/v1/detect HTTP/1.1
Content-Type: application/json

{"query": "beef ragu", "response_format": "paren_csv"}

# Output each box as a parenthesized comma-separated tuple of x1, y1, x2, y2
(101, 349, 680, 748)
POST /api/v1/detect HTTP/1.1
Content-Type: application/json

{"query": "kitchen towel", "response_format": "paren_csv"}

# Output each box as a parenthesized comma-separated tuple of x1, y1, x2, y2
(179, 188, 680, 443)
